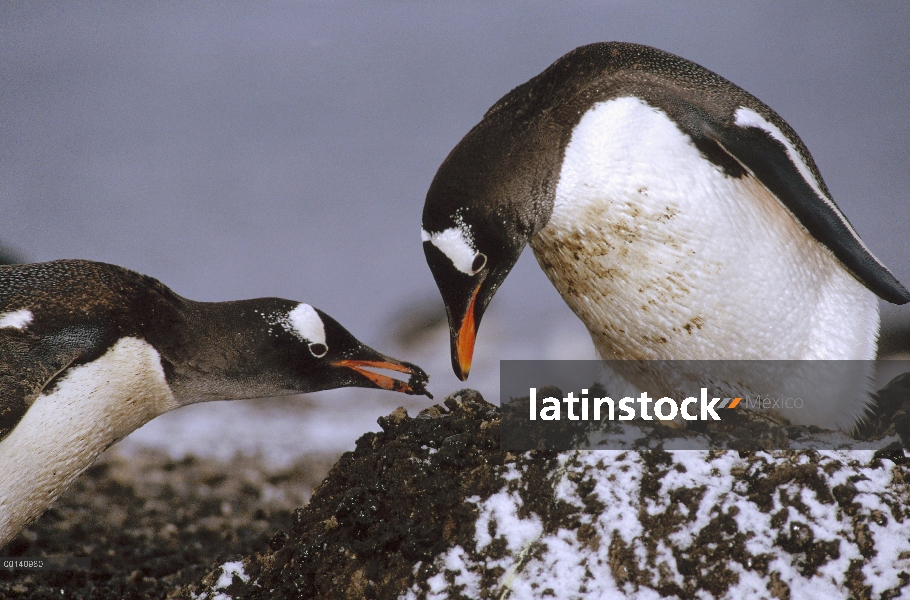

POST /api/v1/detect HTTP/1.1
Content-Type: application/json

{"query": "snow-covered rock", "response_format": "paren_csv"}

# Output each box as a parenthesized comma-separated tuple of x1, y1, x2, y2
(182, 380, 910, 599)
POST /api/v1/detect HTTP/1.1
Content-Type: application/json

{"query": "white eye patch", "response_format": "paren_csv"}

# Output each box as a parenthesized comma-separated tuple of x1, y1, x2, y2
(0, 309, 33, 330)
(422, 227, 483, 275)
(284, 303, 326, 346)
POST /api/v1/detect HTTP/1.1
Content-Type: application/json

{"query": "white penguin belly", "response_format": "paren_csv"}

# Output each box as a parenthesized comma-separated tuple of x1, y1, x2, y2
(529, 97, 879, 429)
(0, 337, 178, 546)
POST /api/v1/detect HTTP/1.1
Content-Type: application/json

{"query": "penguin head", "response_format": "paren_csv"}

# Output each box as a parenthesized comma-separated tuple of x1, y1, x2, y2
(306, 304, 433, 398)
(422, 113, 555, 380)
(271, 302, 431, 397)
(189, 300, 431, 400)
(421, 216, 519, 382)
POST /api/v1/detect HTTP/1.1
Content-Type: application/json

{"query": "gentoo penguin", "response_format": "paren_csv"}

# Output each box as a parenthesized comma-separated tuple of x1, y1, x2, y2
(0, 259, 430, 547)
(422, 42, 910, 429)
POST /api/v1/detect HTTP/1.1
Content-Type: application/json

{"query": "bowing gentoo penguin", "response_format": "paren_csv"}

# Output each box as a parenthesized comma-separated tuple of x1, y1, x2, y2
(422, 42, 910, 429)
(0, 259, 430, 547)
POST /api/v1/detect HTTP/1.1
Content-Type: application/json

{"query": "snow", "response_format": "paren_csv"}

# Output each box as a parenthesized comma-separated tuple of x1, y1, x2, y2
(405, 448, 910, 598)
(193, 561, 249, 600)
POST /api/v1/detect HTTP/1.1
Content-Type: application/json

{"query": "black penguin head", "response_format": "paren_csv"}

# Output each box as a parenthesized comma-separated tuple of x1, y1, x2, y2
(308, 306, 431, 397)
(208, 300, 431, 399)
(421, 211, 523, 382)
(422, 110, 557, 380)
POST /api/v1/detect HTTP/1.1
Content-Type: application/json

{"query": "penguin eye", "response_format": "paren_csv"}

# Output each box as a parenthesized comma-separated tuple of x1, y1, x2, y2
(471, 253, 487, 274)
(308, 342, 328, 358)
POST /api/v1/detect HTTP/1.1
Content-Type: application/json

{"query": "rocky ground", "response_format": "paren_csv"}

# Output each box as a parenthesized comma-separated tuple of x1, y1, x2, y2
(3, 376, 910, 599)
(181, 380, 910, 600)
(0, 449, 336, 599)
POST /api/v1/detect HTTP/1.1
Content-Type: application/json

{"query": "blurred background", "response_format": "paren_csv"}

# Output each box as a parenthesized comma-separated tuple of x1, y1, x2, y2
(2, 2, 907, 465)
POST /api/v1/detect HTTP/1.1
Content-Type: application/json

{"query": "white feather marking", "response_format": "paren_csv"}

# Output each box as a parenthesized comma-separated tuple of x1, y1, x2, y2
(734, 107, 829, 201)
(422, 227, 478, 275)
(284, 303, 326, 345)
(733, 106, 886, 273)
(0, 309, 33, 330)
(0, 337, 178, 547)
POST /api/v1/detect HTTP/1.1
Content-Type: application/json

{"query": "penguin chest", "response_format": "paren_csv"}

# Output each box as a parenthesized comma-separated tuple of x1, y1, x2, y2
(0, 337, 178, 540)
(529, 96, 877, 361)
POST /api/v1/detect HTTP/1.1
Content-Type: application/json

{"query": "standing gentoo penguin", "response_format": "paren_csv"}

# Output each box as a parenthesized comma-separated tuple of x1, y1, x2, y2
(0, 259, 430, 547)
(422, 42, 910, 429)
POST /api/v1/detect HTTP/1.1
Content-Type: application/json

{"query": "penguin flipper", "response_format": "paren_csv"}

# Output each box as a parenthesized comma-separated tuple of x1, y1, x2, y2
(702, 117, 910, 305)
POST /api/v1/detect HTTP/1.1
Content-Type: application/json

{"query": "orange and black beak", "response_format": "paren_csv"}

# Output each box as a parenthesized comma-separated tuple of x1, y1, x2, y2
(310, 306, 431, 398)
(423, 232, 509, 382)
(332, 353, 432, 398)
(450, 282, 481, 381)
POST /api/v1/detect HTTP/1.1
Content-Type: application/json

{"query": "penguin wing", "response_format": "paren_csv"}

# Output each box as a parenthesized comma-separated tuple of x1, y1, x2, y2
(701, 114, 910, 305)
(0, 327, 102, 441)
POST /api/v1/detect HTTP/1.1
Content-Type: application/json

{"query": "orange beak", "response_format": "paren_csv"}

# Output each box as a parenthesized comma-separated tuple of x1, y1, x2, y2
(454, 285, 480, 381)
(332, 358, 432, 397)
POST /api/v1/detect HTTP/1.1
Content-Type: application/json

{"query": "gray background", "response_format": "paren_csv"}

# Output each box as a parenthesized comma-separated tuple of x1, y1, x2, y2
(2, 2, 908, 429)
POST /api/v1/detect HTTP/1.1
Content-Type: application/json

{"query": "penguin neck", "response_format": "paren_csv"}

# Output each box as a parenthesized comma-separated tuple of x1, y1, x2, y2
(0, 336, 178, 548)
(161, 299, 295, 405)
